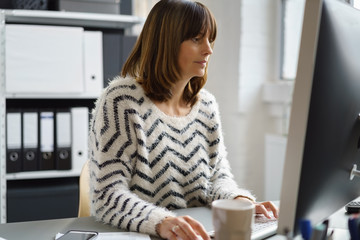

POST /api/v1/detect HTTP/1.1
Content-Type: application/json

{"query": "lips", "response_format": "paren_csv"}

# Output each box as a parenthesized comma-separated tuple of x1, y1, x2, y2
(195, 60, 207, 67)
(195, 60, 207, 64)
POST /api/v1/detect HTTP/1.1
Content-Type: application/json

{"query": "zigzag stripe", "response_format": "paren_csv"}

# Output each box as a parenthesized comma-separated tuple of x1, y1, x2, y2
(198, 109, 215, 119)
(114, 108, 149, 158)
(166, 199, 209, 209)
(155, 190, 184, 206)
(170, 158, 209, 176)
(130, 171, 208, 197)
(100, 95, 144, 153)
(100, 101, 110, 135)
(90, 158, 133, 173)
(186, 196, 207, 207)
(113, 96, 145, 129)
(106, 83, 137, 96)
(137, 118, 163, 138)
(131, 158, 208, 184)
(166, 118, 218, 134)
(94, 169, 127, 183)
(127, 204, 150, 231)
(166, 203, 185, 209)
(100, 102, 219, 158)
(117, 201, 141, 230)
(138, 130, 219, 153)
(95, 192, 115, 214)
(153, 187, 208, 207)
(102, 132, 121, 153)
(111, 197, 131, 224)
(136, 144, 212, 168)
(101, 195, 121, 222)
(94, 180, 123, 200)
(200, 98, 213, 106)
(112, 102, 217, 137)
(136, 206, 157, 232)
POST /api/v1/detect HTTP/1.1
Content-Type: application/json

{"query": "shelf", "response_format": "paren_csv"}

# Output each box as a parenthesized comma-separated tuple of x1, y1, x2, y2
(6, 169, 81, 180)
(5, 92, 100, 99)
(0, 8, 138, 223)
(2, 9, 143, 29)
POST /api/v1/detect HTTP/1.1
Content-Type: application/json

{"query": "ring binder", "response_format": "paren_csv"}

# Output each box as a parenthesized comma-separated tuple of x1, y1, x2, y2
(39, 110, 55, 170)
(22, 110, 39, 171)
(6, 109, 22, 173)
(55, 109, 72, 170)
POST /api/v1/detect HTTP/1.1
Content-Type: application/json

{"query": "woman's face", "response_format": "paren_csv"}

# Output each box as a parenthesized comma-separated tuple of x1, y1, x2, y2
(178, 31, 213, 81)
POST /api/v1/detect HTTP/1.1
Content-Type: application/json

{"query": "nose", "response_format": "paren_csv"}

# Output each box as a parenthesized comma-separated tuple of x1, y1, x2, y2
(202, 39, 213, 56)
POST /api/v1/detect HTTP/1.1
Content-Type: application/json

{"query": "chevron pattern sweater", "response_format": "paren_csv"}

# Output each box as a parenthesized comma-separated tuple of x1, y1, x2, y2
(88, 76, 255, 236)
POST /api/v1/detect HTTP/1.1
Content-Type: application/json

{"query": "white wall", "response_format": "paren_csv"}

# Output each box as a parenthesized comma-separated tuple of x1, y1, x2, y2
(198, 0, 283, 200)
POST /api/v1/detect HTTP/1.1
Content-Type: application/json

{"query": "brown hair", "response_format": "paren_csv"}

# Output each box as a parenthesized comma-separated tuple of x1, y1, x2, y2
(121, 0, 217, 106)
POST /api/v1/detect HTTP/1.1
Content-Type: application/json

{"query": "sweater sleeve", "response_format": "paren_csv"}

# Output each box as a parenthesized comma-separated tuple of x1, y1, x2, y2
(88, 80, 175, 236)
(206, 95, 256, 203)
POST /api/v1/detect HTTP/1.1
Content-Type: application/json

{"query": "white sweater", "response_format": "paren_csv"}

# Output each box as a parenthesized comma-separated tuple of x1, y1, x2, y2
(88, 76, 255, 236)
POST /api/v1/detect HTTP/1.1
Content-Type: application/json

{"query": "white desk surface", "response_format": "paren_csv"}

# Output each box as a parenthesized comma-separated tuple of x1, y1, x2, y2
(0, 204, 352, 240)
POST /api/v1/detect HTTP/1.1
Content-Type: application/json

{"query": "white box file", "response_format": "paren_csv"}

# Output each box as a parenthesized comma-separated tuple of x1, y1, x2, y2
(5, 24, 84, 94)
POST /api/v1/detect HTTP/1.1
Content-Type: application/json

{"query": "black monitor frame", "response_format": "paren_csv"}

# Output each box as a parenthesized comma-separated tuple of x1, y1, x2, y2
(278, 0, 360, 236)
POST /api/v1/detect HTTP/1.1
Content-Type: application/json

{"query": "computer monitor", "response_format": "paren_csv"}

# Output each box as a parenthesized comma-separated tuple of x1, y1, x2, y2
(277, 0, 360, 236)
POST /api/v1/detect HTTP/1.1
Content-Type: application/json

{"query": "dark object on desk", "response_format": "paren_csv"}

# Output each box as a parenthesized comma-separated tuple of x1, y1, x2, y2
(58, 230, 98, 240)
(348, 215, 360, 240)
(346, 201, 360, 214)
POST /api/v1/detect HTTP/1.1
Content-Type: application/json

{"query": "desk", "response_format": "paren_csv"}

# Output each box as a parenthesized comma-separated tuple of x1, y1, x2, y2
(0, 208, 213, 240)
(0, 217, 120, 240)
(0, 205, 352, 240)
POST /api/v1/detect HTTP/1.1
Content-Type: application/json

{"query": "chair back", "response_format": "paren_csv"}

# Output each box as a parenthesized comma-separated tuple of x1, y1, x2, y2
(78, 160, 90, 217)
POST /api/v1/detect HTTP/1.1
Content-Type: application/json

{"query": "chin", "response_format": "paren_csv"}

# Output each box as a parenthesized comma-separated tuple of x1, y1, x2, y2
(195, 71, 206, 77)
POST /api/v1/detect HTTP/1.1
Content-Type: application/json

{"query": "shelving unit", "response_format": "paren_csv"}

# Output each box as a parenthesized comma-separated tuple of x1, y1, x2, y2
(0, 9, 141, 223)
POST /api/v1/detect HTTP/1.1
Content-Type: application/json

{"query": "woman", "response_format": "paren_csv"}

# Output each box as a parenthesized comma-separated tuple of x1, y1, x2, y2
(88, 1, 278, 240)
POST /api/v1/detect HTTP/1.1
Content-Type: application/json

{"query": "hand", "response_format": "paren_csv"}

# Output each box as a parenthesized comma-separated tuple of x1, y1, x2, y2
(234, 197, 279, 219)
(254, 201, 278, 219)
(156, 215, 210, 240)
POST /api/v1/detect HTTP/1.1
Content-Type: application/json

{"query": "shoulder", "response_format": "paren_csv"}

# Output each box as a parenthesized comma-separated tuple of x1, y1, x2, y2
(92, 76, 146, 116)
(198, 88, 219, 111)
(105, 76, 142, 96)
(99, 76, 146, 104)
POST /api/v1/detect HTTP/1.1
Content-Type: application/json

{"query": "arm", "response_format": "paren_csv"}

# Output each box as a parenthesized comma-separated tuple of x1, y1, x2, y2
(206, 99, 255, 202)
(88, 81, 175, 236)
(207, 99, 278, 218)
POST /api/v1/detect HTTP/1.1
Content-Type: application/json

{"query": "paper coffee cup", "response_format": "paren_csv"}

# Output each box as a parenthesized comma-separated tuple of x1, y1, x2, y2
(212, 199, 255, 240)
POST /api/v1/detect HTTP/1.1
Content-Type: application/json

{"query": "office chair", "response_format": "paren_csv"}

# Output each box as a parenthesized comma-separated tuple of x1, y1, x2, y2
(78, 160, 91, 217)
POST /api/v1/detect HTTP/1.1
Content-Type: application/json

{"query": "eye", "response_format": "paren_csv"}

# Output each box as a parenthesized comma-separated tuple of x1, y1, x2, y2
(192, 37, 201, 43)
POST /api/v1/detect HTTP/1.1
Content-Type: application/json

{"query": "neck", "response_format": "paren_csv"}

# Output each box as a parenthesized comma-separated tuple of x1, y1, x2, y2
(155, 79, 191, 117)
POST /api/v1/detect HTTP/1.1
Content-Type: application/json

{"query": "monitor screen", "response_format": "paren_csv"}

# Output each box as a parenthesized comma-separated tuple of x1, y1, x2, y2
(277, 0, 360, 236)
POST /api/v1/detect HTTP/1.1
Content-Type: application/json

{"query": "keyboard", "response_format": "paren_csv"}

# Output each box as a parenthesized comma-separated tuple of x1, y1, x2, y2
(208, 214, 278, 240)
(252, 214, 278, 240)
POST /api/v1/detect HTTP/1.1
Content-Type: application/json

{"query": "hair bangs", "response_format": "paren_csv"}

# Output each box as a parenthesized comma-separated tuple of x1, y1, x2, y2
(182, 1, 217, 43)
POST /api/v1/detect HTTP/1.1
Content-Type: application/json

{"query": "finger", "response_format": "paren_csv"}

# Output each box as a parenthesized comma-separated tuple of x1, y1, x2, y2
(167, 226, 180, 240)
(262, 201, 279, 218)
(171, 224, 189, 240)
(183, 216, 210, 240)
(256, 204, 271, 218)
(177, 220, 199, 240)
(168, 232, 178, 240)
